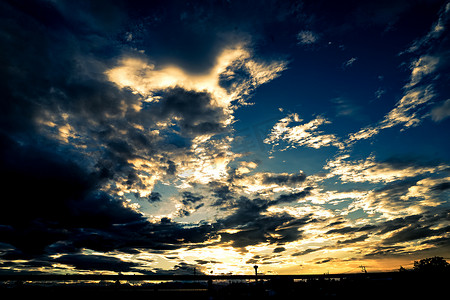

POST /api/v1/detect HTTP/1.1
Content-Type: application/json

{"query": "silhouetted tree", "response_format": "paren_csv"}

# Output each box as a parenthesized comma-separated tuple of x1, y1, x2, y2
(399, 266, 408, 272)
(413, 256, 450, 273)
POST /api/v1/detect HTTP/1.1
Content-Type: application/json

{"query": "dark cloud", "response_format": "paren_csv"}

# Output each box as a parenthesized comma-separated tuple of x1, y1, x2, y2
(150, 88, 230, 137)
(271, 188, 313, 206)
(420, 237, 450, 247)
(0, 0, 242, 203)
(314, 257, 335, 264)
(166, 160, 177, 176)
(181, 191, 204, 206)
(273, 246, 286, 253)
(0, 133, 138, 256)
(432, 181, 450, 191)
(218, 196, 269, 227)
(381, 156, 448, 170)
(216, 194, 313, 248)
(118, 0, 301, 74)
(377, 215, 422, 235)
(326, 224, 377, 235)
(382, 222, 450, 245)
(261, 172, 307, 185)
(337, 234, 369, 245)
(0, 0, 130, 133)
(292, 247, 323, 257)
(176, 191, 205, 217)
(195, 259, 220, 265)
(154, 261, 206, 275)
(148, 192, 162, 203)
(0, 134, 141, 230)
(364, 246, 407, 258)
(0, 0, 150, 196)
(70, 87, 231, 193)
(55, 254, 138, 272)
(327, 211, 449, 249)
(326, 220, 347, 227)
(360, 212, 450, 252)
(209, 182, 236, 207)
(0, 132, 220, 260)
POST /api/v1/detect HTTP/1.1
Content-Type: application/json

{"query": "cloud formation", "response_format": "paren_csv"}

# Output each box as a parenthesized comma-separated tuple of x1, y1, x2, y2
(347, 3, 449, 143)
(264, 114, 344, 151)
(324, 155, 448, 184)
(0, 0, 449, 275)
(0, 0, 292, 273)
(297, 30, 319, 45)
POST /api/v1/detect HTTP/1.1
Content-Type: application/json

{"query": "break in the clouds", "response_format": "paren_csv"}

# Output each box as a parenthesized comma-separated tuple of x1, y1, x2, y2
(1, 0, 449, 275)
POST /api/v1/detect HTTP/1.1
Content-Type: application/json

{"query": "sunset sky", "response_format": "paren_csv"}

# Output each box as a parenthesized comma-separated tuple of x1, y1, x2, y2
(1, 0, 449, 275)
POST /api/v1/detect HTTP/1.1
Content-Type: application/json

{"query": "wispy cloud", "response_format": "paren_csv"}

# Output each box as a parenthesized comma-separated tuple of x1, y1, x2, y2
(348, 73, 436, 143)
(343, 57, 358, 68)
(324, 154, 449, 184)
(356, 176, 450, 218)
(347, 1, 448, 144)
(264, 113, 344, 151)
(297, 30, 320, 45)
(331, 97, 365, 120)
(405, 56, 440, 89)
(374, 88, 386, 99)
(431, 99, 450, 121)
(404, 2, 450, 54)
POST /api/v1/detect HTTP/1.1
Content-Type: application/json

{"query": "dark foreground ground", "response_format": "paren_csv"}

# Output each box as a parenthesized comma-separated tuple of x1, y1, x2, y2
(1, 273, 448, 299)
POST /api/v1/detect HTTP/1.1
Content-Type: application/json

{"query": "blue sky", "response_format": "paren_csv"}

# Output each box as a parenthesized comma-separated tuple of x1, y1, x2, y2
(0, 0, 449, 275)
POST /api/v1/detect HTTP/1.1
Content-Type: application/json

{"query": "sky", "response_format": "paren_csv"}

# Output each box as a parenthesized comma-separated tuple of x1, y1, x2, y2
(0, 0, 449, 275)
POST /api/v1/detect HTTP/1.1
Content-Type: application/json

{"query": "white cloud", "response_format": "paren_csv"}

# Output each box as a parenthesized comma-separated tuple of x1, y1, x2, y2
(264, 113, 344, 151)
(357, 176, 450, 218)
(347, 127, 380, 142)
(35, 42, 288, 200)
(101, 43, 288, 193)
(379, 85, 435, 130)
(176, 136, 238, 186)
(405, 55, 439, 88)
(106, 44, 287, 109)
(324, 154, 448, 184)
(431, 99, 450, 121)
